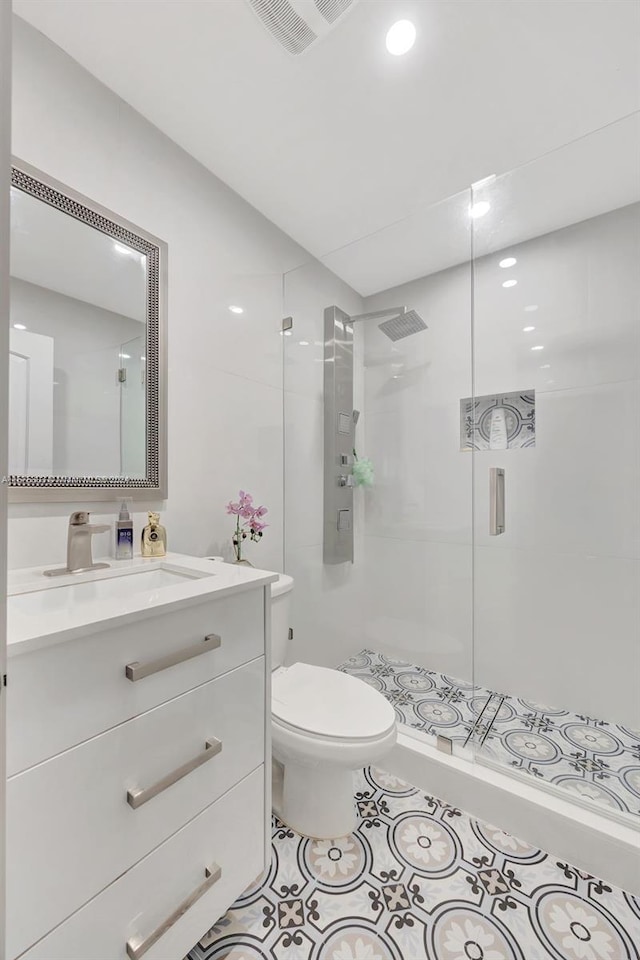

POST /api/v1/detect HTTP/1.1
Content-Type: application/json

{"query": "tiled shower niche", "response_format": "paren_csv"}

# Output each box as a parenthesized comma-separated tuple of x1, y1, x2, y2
(460, 390, 535, 451)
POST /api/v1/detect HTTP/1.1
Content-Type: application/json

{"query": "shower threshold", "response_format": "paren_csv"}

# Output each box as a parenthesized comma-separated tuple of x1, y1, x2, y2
(339, 649, 640, 822)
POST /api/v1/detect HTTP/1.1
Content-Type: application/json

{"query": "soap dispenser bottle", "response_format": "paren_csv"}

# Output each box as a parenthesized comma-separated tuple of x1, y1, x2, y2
(141, 511, 167, 558)
(115, 500, 134, 560)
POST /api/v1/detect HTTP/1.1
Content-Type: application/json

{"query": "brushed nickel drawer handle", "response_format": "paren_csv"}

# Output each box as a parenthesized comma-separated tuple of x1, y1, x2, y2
(126, 863, 222, 960)
(127, 738, 222, 809)
(125, 633, 221, 681)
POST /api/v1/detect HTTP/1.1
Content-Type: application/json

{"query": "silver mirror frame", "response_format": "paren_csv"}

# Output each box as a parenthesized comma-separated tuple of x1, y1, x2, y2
(8, 158, 168, 502)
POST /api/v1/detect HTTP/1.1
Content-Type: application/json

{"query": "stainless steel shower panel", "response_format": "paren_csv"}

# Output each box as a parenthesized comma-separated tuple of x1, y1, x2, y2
(324, 305, 354, 564)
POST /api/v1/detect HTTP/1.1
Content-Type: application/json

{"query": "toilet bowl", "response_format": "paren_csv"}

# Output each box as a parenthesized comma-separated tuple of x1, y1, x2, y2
(271, 574, 397, 838)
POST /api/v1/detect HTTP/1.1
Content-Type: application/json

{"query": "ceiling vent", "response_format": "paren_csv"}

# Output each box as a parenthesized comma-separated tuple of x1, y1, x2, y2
(246, 0, 359, 56)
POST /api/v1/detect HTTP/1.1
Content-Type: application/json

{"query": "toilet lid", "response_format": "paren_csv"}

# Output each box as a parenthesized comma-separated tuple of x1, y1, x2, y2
(272, 662, 396, 740)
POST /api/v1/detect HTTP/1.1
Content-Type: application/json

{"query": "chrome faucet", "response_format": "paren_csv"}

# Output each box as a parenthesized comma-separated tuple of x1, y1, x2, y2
(44, 511, 111, 577)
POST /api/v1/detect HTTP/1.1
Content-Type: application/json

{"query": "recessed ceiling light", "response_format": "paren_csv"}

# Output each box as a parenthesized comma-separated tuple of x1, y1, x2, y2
(531, 345, 544, 351)
(524, 304, 538, 312)
(13, 323, 26, 330)
(228, 305, 244, 314)
(502, 279, 517, 288)
(540, 363, 551, 369)
(522, 326, 535, 332)
(386, 20, 416, 55)
(499, 257, 517, 268)
(299, 340, 310, 346)
(469, 201, 490, 219)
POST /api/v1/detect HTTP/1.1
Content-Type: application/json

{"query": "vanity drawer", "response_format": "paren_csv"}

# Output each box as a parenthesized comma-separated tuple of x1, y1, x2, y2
(8, 586, 266, 774)
(19, 766, 266, 960)
(7, 659, 265, 960)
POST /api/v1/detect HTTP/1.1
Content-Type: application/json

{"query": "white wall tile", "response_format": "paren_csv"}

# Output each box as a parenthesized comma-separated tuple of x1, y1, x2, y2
(284, 390, 323, 550)
(363, 536, 473, 682)
(285, 541, 366, 669)
(474, 546, 640, 729)
(364, 403, 472, 545)
(473, 205, 640, 398)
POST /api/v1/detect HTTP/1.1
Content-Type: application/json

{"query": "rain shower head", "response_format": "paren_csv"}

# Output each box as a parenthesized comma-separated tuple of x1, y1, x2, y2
(378, 309, 427, 342)
(349, 306, 427, 341)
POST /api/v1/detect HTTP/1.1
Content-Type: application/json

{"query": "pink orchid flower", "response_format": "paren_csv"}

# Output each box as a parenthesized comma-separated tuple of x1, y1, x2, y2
(227, 491, 269, 560)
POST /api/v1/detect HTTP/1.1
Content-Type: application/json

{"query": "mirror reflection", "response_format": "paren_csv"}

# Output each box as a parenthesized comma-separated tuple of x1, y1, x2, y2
(9, 186, 147, 479)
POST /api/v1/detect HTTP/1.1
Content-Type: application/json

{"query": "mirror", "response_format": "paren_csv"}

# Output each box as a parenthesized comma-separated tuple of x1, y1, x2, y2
(8, 160, 167, 500)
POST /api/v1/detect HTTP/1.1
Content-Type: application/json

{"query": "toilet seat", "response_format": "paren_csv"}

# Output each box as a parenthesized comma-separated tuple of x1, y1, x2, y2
(272, 662, 395, 741)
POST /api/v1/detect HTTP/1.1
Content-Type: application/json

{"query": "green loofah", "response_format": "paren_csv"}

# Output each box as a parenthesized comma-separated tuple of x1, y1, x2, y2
(353, 457, 374, 487)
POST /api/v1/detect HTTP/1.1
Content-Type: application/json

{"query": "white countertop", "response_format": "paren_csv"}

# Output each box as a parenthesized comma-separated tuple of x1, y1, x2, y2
(7, 553, 279, 657)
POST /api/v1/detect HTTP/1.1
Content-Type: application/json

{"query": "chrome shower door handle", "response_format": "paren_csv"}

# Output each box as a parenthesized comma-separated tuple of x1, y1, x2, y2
(125, 863, 222, 959)
(489, 467, 505, 536)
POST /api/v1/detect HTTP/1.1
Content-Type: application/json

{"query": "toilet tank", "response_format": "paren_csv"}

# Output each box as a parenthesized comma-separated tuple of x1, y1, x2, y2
(271, 574, 294, 670)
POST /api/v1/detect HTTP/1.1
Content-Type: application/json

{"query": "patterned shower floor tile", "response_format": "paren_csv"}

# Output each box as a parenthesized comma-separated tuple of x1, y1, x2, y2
(187, 766, 640, 960)
(339, 650, 640, 821)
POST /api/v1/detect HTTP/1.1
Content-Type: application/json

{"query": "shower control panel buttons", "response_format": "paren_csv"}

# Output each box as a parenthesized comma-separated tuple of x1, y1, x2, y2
(337, 509, 351, 532)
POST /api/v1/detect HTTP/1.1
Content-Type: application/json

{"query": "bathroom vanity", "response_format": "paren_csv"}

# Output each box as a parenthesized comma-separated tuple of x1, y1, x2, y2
(6, 554, 277, 960)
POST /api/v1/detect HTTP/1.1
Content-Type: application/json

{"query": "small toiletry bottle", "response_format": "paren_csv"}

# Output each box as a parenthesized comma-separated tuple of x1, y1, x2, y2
(141, 511, 167, 558)
(115, 500, 134, 560)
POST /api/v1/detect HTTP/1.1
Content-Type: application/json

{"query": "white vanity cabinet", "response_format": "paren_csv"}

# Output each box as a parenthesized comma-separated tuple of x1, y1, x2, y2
(6, 556, 276, 960)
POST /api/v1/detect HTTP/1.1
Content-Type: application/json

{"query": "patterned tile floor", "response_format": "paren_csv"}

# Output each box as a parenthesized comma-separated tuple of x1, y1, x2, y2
(187, 766, 640, 960)
(339, 650, 640, 821)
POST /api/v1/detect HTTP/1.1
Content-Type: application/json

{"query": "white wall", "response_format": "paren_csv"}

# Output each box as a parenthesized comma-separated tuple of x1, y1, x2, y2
(8, 11, 363, 643)
(10, 277, 143, 477)
(362, 204, 640, 729)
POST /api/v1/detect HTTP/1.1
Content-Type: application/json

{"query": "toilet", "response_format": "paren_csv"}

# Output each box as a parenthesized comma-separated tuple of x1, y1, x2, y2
(271, 574, 397, 839)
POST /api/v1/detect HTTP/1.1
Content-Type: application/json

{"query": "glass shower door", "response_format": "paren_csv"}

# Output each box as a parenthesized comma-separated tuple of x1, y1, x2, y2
(470, 115, 640, 823)
(283, 188, 478, 760)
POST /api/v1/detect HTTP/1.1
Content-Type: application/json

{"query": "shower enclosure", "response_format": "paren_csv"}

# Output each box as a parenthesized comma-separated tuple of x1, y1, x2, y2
(283, 114, 639, 837)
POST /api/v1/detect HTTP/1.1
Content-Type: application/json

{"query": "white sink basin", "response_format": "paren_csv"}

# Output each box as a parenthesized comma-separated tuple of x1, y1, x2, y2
(7, 553, 279, 657)
(9, 566, 208, 616)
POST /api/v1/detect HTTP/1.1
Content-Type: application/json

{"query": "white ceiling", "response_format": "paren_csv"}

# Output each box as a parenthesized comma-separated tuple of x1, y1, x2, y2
(14, 0, 640, 294)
